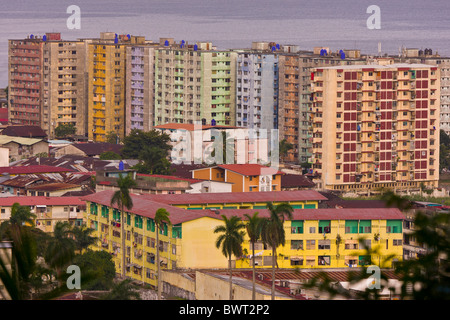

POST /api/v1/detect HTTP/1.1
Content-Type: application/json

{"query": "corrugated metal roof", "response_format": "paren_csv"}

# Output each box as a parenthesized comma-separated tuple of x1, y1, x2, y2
(0, 165, 75, 175)
(0, 135, 45, 146)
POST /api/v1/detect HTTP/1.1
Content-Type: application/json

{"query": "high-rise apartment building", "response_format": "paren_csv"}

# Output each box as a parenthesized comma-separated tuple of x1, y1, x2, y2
(9, 33, 88, 138)
(86, 32, 129, 142)
(8, 35, 45, 126)
(277, 48, 366, 163)
(42, 38, 87, 137)
(311, 64, 440, 194)
(154, 40, 237, 126)
(383, 48, 450, 135)
(125, 40, 157, 134)
(235, 45, 279, 131)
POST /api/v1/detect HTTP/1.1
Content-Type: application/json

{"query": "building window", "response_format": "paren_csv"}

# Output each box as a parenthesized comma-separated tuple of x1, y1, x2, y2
(306, 240, 315, 250)
(291, 240, 303, 250)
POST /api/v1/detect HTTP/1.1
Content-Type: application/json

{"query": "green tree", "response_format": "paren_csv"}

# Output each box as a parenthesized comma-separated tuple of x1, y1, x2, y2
(44, 222, 76, 283)
(440, 130, 450, 172)
(0, 225, 37, 300)
(99, 151, 122, 160)
(106, 131, 121, 144)
(154, 208, 171, 300)
(121, 129, 173, 174)
(243, 212, 263, 300)
(133, 145, 173, 174)
(72, 225, 97, 254)
(54, 123, 76, 138)
(279, 139, 294, 159)
(72, 250, 116, 290)
(10, 203, 36, 227)
(260, 202, 293, 300)
(110, 173, 137, 278)
(214, 215, 246, 300)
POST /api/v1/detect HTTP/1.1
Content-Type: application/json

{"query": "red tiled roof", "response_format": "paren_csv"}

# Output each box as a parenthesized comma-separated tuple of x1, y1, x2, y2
(215, 208, 405, 221)
(0, 165, 75, 175)
(194, 164, 285, 176)
(81, 190, 216, 225)
(81, 191, 404, 224)
(140, 189, 328, 205)
(0, 196, 85, 206)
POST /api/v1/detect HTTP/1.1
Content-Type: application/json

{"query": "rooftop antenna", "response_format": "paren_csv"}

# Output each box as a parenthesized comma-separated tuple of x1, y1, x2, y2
(378, 42, 382, 57)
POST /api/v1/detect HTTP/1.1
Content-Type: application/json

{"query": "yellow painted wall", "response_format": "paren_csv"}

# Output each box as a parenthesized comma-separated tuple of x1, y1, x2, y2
(236, 219, 403, 269)
(177, 216, 229, 269)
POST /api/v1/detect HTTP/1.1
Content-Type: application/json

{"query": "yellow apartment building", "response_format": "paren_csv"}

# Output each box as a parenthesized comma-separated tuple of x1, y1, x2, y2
(87, 33, 129, 142)
(83, 190, 403, 288)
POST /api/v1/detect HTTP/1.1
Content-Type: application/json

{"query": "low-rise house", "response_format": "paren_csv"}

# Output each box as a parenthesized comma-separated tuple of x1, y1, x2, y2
(54, 142, 123, 158)
(281, 174, 316, 191)
(95, 170, 190, 194)
(0, 172, 92, 196)
(0, 196, 86, 232)
(26, 183, 83, 197)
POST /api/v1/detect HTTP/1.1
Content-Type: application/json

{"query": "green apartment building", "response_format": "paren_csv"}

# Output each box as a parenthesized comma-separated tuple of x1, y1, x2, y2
(154, 39, 236, 126)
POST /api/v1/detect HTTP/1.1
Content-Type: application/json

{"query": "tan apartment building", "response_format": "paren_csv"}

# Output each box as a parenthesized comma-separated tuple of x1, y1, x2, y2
(41, 38, 88, 138)
(277, 47, 366, 163)
(311, 64, 440, 195)
(381, 48, 450, 136)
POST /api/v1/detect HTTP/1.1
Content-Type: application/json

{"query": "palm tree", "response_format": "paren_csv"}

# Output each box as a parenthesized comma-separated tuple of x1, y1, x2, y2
(10, 203, 36, 227)
(101, 279, 141, 300)
(260, 202, 293, 300)
(154, 208, 171, 300)
(243, 212, 263, 300)
(214, 215, 246, 300)
(72, 225, 97, 254)
(110, 173, 137, 278)
(44, 222, 76, 284)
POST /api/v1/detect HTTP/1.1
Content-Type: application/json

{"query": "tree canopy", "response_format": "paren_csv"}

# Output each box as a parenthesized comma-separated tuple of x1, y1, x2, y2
(121, 129, 173, 174)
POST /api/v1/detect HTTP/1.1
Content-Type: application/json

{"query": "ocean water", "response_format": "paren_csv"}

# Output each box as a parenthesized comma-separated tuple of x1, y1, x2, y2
(1, 0, 450, 87)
